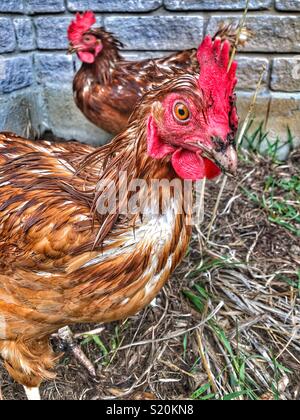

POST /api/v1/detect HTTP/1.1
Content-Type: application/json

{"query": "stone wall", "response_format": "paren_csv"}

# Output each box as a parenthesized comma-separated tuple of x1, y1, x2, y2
(0, 0, 299, 155)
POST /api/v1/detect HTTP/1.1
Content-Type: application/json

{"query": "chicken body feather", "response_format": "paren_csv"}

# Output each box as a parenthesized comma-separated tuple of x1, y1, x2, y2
(74, 42, 196, 134)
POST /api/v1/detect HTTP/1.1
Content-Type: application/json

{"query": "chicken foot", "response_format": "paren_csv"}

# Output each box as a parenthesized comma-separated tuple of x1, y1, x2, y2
(57, 326, 97, 378)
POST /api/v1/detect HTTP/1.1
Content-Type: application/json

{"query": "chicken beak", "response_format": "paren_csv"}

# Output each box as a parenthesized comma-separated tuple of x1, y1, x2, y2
(210, 145, 238, 177)
(197, 142, 238, 177)
(68, 45, 78, 55)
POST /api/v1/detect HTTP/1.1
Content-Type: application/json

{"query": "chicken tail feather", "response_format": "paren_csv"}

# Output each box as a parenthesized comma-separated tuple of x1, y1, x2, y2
(213, 22, 253, 49)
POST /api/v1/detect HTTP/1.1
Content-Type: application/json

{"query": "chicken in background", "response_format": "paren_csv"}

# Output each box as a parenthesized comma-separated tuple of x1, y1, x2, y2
(0, 36, 238, 400)
(68, 11, 247, 135)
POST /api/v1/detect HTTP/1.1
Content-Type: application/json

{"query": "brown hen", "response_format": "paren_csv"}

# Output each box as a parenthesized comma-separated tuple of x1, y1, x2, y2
(0, 36, 238, 399)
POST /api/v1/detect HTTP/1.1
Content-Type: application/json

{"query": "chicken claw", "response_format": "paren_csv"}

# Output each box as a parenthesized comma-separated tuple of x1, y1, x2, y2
(58, 326, 97, 378)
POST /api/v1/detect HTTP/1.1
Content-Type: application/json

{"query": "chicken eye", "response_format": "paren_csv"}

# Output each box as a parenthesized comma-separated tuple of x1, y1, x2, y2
(173, 102, 190, 122)
(83, 34, 95, 44)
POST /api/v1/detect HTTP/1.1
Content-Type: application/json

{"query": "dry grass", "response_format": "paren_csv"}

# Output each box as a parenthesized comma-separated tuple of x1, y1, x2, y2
(0, 147, 299, 401)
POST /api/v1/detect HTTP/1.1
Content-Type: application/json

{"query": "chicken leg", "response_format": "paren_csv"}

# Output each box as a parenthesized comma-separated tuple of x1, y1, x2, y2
(24, 386, 41, 401)
(57, 326, 97, 378)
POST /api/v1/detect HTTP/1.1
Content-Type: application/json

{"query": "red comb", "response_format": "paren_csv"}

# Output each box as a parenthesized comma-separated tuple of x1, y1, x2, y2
(197, 36, 238, 121)
(67, 11, 96, 44)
